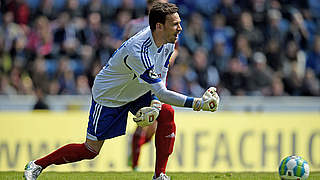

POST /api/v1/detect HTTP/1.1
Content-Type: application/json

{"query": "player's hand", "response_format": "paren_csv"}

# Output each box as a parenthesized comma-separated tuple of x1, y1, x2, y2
(133, 100, 161, 127)
(192, 87, 219, 112)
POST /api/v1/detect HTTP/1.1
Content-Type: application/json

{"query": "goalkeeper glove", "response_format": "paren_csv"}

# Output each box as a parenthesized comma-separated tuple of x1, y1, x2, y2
(192, 87, 219, 112)
(133, 100, 162, 127)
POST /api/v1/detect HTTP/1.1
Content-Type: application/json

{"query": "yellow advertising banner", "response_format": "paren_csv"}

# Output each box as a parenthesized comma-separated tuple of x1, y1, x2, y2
(0, 111, 319, 172)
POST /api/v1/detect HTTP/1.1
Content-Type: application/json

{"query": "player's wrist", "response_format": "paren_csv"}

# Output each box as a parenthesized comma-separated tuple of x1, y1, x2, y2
(184, 97, 194, 108)
(150, 99, 162, 111)
(192, 98, 203, 111)
(184, 97, 203, 111)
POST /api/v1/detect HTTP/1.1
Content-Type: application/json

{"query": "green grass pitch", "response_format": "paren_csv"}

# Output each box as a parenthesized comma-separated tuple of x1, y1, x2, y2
(1, 171, 320, 180)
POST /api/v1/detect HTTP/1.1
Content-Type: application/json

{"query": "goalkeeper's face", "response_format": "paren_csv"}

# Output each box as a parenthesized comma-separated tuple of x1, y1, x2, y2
(163, 13, 182, 43)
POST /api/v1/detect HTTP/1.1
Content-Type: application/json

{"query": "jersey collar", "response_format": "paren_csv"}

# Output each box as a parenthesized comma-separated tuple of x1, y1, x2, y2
(148, 28, 159, 54)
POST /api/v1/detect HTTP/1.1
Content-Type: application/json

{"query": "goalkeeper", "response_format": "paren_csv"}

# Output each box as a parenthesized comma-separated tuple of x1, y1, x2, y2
(123, 0, 180, 171)
(24, 2, 219, 180)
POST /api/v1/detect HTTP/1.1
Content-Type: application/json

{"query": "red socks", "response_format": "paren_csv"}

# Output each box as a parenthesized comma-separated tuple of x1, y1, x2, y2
(34, 104, 175, 177)
(35, 143, 98, 169)
(155, 104, 176, 177)
(131, 126, 154, 168)
(132, 127, 145, 168)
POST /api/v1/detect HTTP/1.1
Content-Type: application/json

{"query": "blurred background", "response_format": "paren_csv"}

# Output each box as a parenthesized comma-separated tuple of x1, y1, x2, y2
(0, 0, 320, 173)
(0, 0, 320, 102)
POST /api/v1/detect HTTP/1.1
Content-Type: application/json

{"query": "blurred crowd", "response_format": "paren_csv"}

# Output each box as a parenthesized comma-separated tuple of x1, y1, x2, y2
(0, 0, 320, 98)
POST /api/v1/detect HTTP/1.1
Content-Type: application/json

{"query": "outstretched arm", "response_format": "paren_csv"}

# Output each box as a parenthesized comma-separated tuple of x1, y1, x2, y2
(151, 81, 219, 112)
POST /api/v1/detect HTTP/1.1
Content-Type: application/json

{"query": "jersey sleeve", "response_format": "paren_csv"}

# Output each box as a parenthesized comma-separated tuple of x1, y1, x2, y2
(125, 40, 161, 84)
(150, 81, 189, 107)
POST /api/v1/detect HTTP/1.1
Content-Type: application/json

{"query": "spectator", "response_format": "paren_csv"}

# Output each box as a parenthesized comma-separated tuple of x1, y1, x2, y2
(300, 8, 317, 49)
(167, 46, 190, 95)
(82, 0, 108, 20)
(79, 45, 94, 74)
(265, 38, 283, 72)
(221, 56, 248, 96)
(109, 10, 132, 48)
(210, 36, 231, 73)
(48, 79, 60, 95)
(32, 0, 57, 21)
(6, 0, 30, 25)
(64, 0, 83, 18)
(53, 12, 84, 58)
(0, 1, 319, 97)
(301, 68, 320, 96)
(8, 66, 24, 94)
(76, 75, 91, 94)
(265, 9, 288, 44)
(33, 88, 49, 110)
(270, 74, 287, 96)
(193, 0, 219, 18)
(308, 0, 320, 27)
(285, 9, 309, 50)
(244, 0, 268, 30)
(282, 40, 306, 82)
(10, 35, 29, 69)
(81, 12, 104, 49)
(306, 35, 320, 79)
(247, 52, 274, 96)
(237, 11, 264, 51)
(217, 0, 241, 27)
(31, 56, 50, 93)
(234, 34, 252, 66)
(186, 47, 220, 97)
(55, 56, 76, 94)
(0, 74, 16, 95)
(282, 40, 306, 95)
(26, 16, 53, 58)
(1, 11, 25, 53)
(167, 64, 189, 95)
(180, 12, 211, 54)
(208, 13, 234, 62)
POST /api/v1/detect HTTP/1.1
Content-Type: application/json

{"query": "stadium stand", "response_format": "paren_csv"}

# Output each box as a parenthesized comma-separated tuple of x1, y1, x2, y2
(0, 0, 319, 98)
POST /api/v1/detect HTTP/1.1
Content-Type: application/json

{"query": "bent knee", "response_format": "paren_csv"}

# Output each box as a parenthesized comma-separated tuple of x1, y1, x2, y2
(85, 139, 104, 154)
(84, 143, 99, 159)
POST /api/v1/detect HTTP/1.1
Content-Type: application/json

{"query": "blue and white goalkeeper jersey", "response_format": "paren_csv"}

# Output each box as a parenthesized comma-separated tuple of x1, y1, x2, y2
(92, 27, 183, 107)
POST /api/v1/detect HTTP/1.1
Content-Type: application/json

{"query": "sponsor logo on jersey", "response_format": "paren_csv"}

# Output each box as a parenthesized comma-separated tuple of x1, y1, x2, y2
(149, 69, 159, 79)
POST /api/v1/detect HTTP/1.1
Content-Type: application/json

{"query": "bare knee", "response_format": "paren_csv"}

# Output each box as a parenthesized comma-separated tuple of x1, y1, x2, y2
(85, 138, 104, 154)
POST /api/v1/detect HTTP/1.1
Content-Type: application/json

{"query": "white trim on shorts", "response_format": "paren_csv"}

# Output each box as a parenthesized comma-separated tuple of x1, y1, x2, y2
(92, 104, 102, 134)
(86, 132, 98, 141)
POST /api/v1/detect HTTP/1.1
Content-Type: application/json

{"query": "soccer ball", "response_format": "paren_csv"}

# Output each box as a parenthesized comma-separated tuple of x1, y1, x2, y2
(278, 155, 310, 180)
